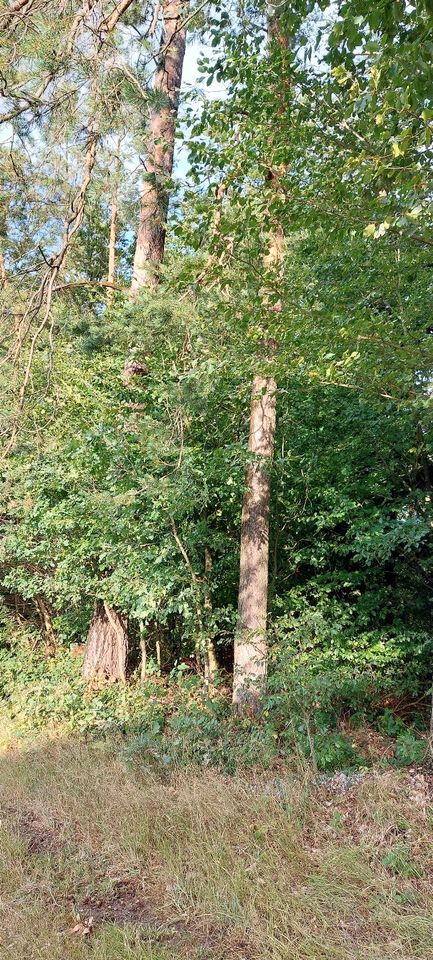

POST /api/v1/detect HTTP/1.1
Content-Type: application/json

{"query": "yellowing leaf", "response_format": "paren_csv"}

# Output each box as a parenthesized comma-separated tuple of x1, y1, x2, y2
(407, 205, 422, 219)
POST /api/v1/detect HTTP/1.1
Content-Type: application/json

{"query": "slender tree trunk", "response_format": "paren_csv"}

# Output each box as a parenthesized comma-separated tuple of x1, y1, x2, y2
(35, 597, 57, 654)
(204, 637, 218, 688)
(233, 5, 287, 716)
(0, 250, 7, 288)
(233, 206, 282, 717)
(107, 186, 118, 307)
(82, 602, 128, 682)
(233, 376, 277, 714)
(204, 546, 218, 687)
(83, 177, 128, 684)
(139, 620, 147, 679)
(130, 0, 187, 295)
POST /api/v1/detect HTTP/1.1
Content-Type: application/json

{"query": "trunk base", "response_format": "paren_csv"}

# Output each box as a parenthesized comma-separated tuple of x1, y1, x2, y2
(82, 602, 128, 682)
(232, 376, 276, 714)
(232, 634, 267, 717)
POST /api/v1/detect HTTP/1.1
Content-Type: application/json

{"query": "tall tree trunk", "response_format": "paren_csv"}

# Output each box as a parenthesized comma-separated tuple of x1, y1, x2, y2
(82, 602, 128, 682)
(233, 376, 276, 714)
(233, 5, 287, 716)
(130, 0, 187, 295)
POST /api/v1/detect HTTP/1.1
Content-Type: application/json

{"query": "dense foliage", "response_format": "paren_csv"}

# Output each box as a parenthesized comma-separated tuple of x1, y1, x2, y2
(0, 0, 432, 766)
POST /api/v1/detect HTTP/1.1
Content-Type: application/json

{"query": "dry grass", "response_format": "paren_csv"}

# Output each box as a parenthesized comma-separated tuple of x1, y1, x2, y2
(1, 718, 433, 960)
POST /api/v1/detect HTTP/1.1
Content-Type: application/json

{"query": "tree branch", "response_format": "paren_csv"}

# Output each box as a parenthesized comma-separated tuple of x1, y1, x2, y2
(3, 130, 98, 457)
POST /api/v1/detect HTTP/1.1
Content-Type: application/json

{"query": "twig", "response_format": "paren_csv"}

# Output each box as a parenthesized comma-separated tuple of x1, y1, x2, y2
(170, 517, 202, 584)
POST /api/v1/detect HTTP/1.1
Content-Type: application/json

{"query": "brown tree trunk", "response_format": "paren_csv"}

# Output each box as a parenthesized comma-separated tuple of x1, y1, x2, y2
(0, 250, 7, 288)
(233, 376, 276, 714)
(35, 597, 57, 654)
(232, 4, 288, 717)
(232, 199, 282, 717)
(82, 602, 128, 682)
(130, 0, 187, 295)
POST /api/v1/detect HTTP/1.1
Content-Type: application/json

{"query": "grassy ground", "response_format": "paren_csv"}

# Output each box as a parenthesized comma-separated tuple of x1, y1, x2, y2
(1, 717, 433, 960)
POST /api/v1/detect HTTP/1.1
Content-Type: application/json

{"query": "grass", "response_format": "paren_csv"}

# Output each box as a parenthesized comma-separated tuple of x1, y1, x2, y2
(1, 716, 433, 959)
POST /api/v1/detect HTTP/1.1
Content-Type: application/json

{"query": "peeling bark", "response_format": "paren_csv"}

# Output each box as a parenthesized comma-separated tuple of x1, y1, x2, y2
(82, 602, 128, 682)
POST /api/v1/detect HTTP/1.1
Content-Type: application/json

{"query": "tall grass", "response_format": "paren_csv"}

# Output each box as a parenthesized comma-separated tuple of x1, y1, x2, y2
(0, 720, 432, 959)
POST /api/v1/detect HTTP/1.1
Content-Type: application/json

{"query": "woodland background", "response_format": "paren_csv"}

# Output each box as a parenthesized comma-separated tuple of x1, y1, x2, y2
(0, 0, 432, 773)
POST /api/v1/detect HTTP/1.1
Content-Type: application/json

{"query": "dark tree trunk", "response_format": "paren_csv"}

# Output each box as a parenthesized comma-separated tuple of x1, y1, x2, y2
(130, 0, 188, 294)
(82, 602, 128, 682)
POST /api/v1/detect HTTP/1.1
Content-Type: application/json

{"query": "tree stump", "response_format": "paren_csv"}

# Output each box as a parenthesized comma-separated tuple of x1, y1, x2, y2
(82, 602, 128, 682)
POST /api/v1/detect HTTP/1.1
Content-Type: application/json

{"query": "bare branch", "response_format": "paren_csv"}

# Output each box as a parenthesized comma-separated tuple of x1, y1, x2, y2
(101, 0, 137, 33)
(3, 131, 98, 457)
(170, 518, 201, 585)
(52, 279, 125, 293)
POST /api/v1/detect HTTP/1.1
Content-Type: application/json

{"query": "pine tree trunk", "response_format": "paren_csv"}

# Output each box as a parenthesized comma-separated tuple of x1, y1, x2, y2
(233, 376, 276, 714)
(82, 602, 128, 682)
(130, 0, 187, 295)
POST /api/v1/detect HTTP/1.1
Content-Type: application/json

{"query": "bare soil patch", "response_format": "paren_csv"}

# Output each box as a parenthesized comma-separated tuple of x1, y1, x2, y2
(78, 876, 164, 926)
(1, 802, 64, 855)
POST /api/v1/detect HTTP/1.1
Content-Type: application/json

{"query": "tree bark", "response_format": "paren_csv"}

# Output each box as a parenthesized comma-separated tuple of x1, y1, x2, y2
(130, 0, 187, 295)
(233, 376, 276, 714)
(232, 4, 288, 716)
(82, 602, 128, 682)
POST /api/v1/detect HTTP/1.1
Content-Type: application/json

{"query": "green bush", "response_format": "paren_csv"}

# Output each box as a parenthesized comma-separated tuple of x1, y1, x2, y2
(393, 731, 427, 767)
(0, 621, 430, 776)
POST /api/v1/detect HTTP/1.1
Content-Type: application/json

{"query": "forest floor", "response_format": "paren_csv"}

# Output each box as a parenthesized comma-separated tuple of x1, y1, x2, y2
(1, 715, 433, 960)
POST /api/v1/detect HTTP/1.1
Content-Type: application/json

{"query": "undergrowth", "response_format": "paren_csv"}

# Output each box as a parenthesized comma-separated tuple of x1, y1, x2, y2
(0, 634, 429, 775)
